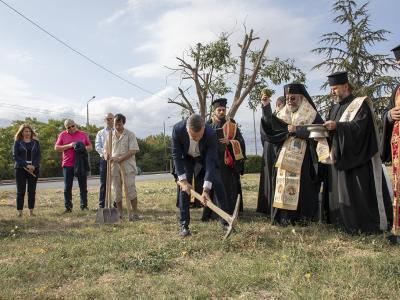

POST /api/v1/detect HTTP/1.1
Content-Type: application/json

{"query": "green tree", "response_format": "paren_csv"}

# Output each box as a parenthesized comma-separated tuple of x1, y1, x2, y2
(168, 29, 305, 119)
(0, 118, 102, 180)
(136, 134, 171, 172)
(311, 0, 400, 120)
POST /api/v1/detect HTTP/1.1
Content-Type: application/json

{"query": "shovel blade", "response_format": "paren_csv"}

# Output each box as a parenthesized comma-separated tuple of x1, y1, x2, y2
(96, 208, 120, 224)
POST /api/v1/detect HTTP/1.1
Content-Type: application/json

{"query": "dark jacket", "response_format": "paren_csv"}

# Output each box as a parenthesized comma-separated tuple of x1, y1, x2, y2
(74, 141, 90, 177)
(171, 119, 218, 183)
(13, 139, 41, 169)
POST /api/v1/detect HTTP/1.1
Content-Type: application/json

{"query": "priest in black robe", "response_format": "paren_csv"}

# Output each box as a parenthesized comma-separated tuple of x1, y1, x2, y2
(324, 71, 393, 234)
(206, 98, 246, 217)
(257, 96, 285, 215)
(260, 83, 324, 225)
(380, 44, 400, 242)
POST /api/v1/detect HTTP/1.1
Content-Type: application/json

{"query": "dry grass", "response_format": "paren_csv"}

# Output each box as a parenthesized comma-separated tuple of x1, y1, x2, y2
(0, 174, 400, 299)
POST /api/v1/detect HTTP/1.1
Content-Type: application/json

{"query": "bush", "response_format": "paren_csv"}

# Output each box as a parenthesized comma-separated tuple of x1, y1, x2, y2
(244, 155, 262, 174)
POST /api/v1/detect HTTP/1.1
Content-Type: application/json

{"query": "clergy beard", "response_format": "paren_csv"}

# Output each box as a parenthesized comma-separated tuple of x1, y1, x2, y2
(336, 94, 347, 103)
(288, 105, 299, 113)
(217, 115, 225, 122)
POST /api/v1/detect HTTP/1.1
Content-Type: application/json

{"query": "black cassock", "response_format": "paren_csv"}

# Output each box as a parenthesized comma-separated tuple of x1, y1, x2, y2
(257, 116, 279, 215)
(260, 103, 323, 224)
(328, 94, 393, 233)
(381, 84, 400, 163)
(207, 119, 246, 215)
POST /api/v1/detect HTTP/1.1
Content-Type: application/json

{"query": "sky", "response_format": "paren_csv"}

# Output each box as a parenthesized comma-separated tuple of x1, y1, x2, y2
(0, 0, 399, 154)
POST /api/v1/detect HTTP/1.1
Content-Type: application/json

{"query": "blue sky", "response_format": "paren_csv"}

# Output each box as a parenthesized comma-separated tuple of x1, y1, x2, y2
(0, 0, 399, 154)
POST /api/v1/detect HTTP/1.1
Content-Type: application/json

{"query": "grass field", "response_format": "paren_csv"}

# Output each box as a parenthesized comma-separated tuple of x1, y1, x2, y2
(1, 174, 400, 299)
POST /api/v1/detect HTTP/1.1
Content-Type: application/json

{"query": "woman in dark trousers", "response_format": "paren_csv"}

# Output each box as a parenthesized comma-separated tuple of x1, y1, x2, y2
(12, 124, 41, 217)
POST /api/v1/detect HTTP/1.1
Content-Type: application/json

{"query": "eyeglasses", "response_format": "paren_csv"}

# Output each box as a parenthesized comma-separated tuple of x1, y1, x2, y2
(67, 125, 75, 129)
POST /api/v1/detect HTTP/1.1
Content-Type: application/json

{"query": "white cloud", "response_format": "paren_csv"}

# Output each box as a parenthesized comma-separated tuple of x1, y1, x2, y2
(0, 73, 31, 98)
(100, 8, 129, 26)
(99, 0, 169, 26)
(0, 73, 87, 126)
(6, 50, 33, 64)
(87, 86, 182, 137)
(117, 0, 320, 81)
(126, 63, 166, 78)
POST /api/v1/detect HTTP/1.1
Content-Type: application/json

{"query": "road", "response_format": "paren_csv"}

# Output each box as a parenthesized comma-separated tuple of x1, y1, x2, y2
(0, 173, 173, 191)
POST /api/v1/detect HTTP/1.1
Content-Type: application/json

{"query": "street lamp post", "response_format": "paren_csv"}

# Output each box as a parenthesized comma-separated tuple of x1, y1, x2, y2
(86, 96, 96, 175)
(86, 96, 96, 129)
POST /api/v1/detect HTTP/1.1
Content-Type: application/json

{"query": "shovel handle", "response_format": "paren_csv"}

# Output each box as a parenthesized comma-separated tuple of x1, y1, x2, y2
(177, 181, 232, 224)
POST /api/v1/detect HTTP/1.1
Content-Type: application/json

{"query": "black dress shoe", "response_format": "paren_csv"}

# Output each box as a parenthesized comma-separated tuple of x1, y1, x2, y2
(387, 234, 400, 245)
(63, 208, 72, 214)
(180, 226, 191, 237)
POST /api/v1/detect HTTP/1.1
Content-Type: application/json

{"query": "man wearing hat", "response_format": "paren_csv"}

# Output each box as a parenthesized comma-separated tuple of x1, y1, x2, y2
(381, 45, 400, 242)
(260, 83, 326, 225)
(324, 71, 392, 234)
(206, 98, 246, 217)
(95, 112, 114, 209)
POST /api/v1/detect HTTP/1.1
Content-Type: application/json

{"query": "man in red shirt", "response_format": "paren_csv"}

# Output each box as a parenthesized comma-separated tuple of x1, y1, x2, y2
(55, 119, 92, 213)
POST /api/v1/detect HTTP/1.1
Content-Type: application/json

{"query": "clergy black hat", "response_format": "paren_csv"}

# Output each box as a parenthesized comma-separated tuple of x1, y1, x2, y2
(327, 71, 348, 86)
(284, 83, 305, 95)
(212, 98, 227, 108)
(283, 83, 316, 110)
(391, 44, 400, 61)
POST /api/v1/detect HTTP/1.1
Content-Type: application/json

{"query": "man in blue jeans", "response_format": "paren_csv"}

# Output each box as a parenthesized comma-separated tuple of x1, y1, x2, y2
(171, 114, 229, 237)
(55, 119, 93, 213)
(95, 113, 114, 208)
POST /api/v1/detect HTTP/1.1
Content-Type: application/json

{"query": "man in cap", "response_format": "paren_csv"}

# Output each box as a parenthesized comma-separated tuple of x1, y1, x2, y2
(324, 71, 392, 234)
(257, 96, 286, 214)
(206, 98, 246, 216)
(260, 83, 325, 225)
(55, 119, 93, 213)
(95, 113, 114, 208)
(381, 45, 400, 242)
(171, 114, 229, 237)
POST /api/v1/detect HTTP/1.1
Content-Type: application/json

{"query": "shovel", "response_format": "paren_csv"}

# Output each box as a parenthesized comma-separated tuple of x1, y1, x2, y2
(177, 181, 240, 239)
(96, 130, 120, 224)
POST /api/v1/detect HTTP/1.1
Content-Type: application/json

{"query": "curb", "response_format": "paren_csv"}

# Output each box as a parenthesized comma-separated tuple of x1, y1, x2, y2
(0, 171, 170, 186)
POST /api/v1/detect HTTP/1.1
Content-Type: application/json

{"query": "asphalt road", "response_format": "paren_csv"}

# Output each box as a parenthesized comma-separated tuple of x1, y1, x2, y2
(0, 173, 173, 191)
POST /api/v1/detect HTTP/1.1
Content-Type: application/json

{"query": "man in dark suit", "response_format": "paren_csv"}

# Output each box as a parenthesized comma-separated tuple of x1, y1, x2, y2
(172, 114, 228, 237)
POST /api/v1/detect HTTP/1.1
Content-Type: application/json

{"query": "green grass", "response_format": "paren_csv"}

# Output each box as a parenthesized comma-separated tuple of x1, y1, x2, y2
(1, 174, 400, 299)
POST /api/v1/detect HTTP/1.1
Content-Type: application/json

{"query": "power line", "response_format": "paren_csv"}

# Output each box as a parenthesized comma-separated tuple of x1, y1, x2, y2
(0, 101, 84, 120)
(0, 0, 164, 99)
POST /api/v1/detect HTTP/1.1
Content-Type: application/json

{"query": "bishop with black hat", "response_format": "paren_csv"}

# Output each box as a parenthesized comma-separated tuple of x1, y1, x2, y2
(260, 83, 326, 225)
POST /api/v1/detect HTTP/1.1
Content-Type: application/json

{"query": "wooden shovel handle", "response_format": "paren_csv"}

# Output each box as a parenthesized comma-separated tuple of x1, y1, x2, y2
(177, 181, 232, 224)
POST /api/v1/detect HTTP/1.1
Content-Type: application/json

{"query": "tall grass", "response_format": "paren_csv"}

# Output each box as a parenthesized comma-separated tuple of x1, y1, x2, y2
(0, 174, 399, 299)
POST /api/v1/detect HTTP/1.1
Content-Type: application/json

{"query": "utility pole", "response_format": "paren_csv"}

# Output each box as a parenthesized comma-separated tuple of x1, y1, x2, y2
(163, 121, 167, 171)
(86, 96, 96, 175)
